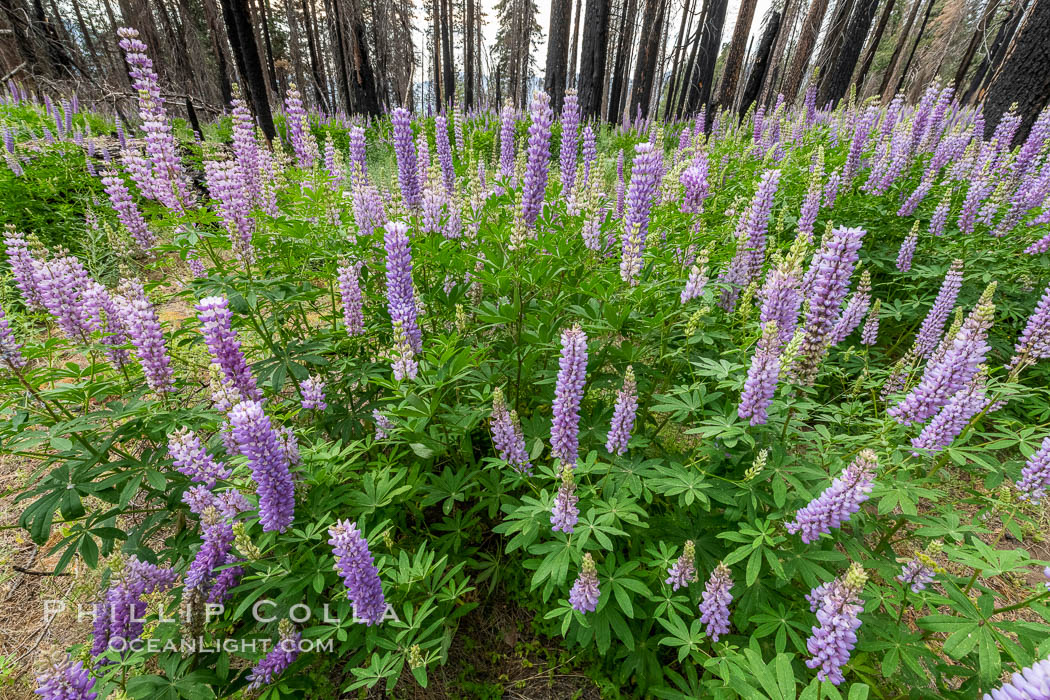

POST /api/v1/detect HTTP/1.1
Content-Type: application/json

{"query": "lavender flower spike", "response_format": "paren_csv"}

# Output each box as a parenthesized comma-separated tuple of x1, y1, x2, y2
(665, 540, 698, 590)
(739, 321, 782, 426)
(197, 295, 261, 401)
(805, 563, 866, 685)
(620, 142, 663, 284)
(559, 89, 580, 196)
(228, 400, 295, 532)
(606, 366, 638, 455)
(699, 562, 733, 642)
(521, 90, 554, 227)
(300, 375, 327, 411)
(328, 519, 386, 625)
(0, 304, 27, 371)
(551, 465, 580, 533)
(1016, 436, 1050, 503)
(786, 449, 878, 543)
(1008, 282, 1050, 371)
(861, 299, 880, 346)
(383, 221, 422, 354)
(391, 108, 421, 208)
(831, 270, 872, 345)
(550, 325, 588, 468)
(35, 656, 97, 700)
(911, 371, 989, 455)
(489, 387, 533, 474)
(168, 428, 231, 488)
(981, 657, 1050, 700)
(246, 621, 301, 691)
(569, 553, 600, 613)
(913, 259, 964, 359)
(897, 544, 941, 592)
(337, 261, 364, 336)
(116, 280, 175, 393)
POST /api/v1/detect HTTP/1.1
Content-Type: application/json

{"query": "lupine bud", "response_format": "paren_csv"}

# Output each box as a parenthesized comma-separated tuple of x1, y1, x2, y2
(831, 270, 871, 345)
(551, 465, 579, 533)
(606, 366, 638, 455)
(861, 299, 880, 346)
(1016, 436, 1050, 503)
(787, 450, 877, 543)
(805, 563, 866, 685)
(550, 325, 588, 468)
(489, 387, 532, 474)
(665, 541, 698, 590)
(699, 562, 733, 641)
(300, 375, 327, 411)
(390, 319, 418, 381)
(228, 400, 295, 532)
(328, 520, 386, 625)
(569, 553, 600, 613)
(896, 223, 919, 272)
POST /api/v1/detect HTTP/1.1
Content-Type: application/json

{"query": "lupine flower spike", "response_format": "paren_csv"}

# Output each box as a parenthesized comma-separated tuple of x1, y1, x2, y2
(551, 465, 580, 533)
(805, 563, 866, 685)
(786, 449, 878, 543)
(550, 325, 588, 468)
(569, 553, 600, 613)
(699, 562, 733, 641)
(328, 520, 386, 625)
(665, 540, 698, 590)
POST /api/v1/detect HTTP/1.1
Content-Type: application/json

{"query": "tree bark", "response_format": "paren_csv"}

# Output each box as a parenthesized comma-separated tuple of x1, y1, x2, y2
(683, 0, 729, 114)
(629, 0, 665, 118)
(878, 0, 923, 98)
(664, 0, 695, 117)
(892, 0, 934, 96)
(952, 0, 1002, 91)
(964, 0, 1020, 103)
(759, 0, 800, 106)
(568, 0, 583, 87)
(440, 0, 455, 106)
(300, 0, 328, 108)
(606, 0, 636, 120)
(219, 0, 276, 139)
(577, 0, 611, 118)
(714, 0, 758, 110)
(346, 0, 382, 115)
(818, 0, 879, 106)
(813, 0, 853, 82)
(432, 0, 442, 108)
(465, 0, 475, 106)
(853, 0, 897, 94)
(782, 0, 831, 102)
(545, 0, 573, 112)
(741, 9, 783, 115)
(984, 0, 1050, 142)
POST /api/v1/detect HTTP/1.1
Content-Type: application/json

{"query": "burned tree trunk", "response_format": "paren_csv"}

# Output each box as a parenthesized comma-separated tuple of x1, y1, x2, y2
(984, 0, 1050, 142)
(629, 0, 665, 117)
(219, 0, 276, 139)
(964, 0, 1021, 103)
(818, 0, 879, 106)
(782, 0, 831, 101)
(741, 9, 782, 115)
(953, 0, 1003, 91)
(714, 0, 758, 110)
(577, 0, 611, 118)
(545, 0, 573, 112)
(854, 0, 897, 93)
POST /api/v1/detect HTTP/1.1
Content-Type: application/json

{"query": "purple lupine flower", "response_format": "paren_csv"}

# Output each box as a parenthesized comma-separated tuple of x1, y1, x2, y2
(348, 125, 367, 180)
(246, 622, 301, 691)
(168, 428, 231, 488)
(196, 296, 261, 401)
(35, 656, 97, 700)
(383, 221, 422, 354)
(680, 152, 710, 213)
(981, 657, 1050, 700)
(373, 409, 393, 439)
(739, 321, 782, 426)
(665, 540, 698, 590)
(228, 400, 295, 532)
(115, 280, 175, 393)
(323, 137, 342, 186)
(435, 114, 455, 193)
(861, 299, 880, 346)
(551, 465, 579, 533)
(82, 279, 131, 369)
(300, 375, 327, 411)
(823, 169, 841, 209)
(1008, 283, 1050, 371)
(805, 564, 866, 685)
(831, 270, 872, 345)
(521, 91, 554, 227)
(681, 259, 710, 304)
(898, 176, 933, 217)
(559, 89, 580, 196)
(605, 365, 638, 455)
(620, 142, 663, 284)
(390, 319, 418, 381)
(615, 149, 626, 218)
(92, 556, 177, 659)
(911, 372, 989, 454)
(283, 84, 313, 169)
(799, 161, 823, 241)
(337, 261, 364, 336)
(581, 125, 597, 186)
(207, 556, 243, 604)
(719, 169, 782, 309)
(786, 450, 878, 543)
(889, 283, 995, 425)
(328, 520, 386, 625)
(793, 226, 867, 385)
(35, 256, 95, 340)
(582, 206, 608, 251)
(568, 553, 600, 613)
(0, 305, 27, 371)
(4, 226, 43, 309)
(896, 225, 918, 272)
(499, 103, 516, 180)
(352, 181, 385, 237)
(913, 259, 964, 358)
(230, 97, 260, 204)
(204, 159, 254, 263)
(185, 508, 235, 592)
(758, 248, 804, 348)
(100, 169, 154, 250)
(489, 387, 532, 474)
(929, 192, 951, 237)
(391, 108, 420, 208)
(897, 557, 937, 593)
(550, 325, 588, 468)
(844, 107, 878, 183)
(1016, 436, 1050, 503)
(699, 562, 733, 642)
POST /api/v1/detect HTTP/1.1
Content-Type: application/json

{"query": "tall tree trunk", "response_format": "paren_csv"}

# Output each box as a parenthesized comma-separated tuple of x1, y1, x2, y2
(300, 0, 328, 108)
(782, 0, 831, 102)
(684, 0, 729, 114)
(818, 0, 879, 106)
(759, 0, 800, 106)
(892, 0, 934, 95)
(440, 0, 455, 105)
(664, 0, 694, 117)
(606, 0, 636, 120)
(256, 0, 279, 92)
(577, 0, 611, 118)
(219, 0, 276, 139)
(70, 0, 101, 69)
(629, 0, 664, 117)
(465, 0, 475, 106)
(983, 0, 1050, 142)
(30, 0, 73, 76)
(545, 0, 572, 112)
(741, 9, 782, 115)
(346, 0, 382, 115)
(0, 0, 42, 76)
(284, 0, 308, 100)
(854, 0, 897, 94)
(432, 0, 442, 108)
(964, 0, 1020, 103)
(327, 0, 351, 109)
(813, 0, 853, 81)
(952, 0, 1002, 90)
(714, 0, 758, 110)
(201, 0, 234, 104)
(568, 0, 583, 86)
(879, 0, 923, 99)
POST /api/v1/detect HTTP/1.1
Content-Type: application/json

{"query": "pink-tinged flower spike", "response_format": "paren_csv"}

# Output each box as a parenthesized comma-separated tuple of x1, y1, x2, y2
(196, 295, 262, 402)
(352, 181, 385, 237)
(615, 149, 625, 217)
(168, 428, 231, 488)
(383, 221, 422, 354)
(805, 564, 866, 685)
(100, 169, 154, 250)
(759, 235, 807, 348)
(889, 283, 996, 425)
(680, 153, 710, 214)
(4, 226, 43, 309)
(606, 366, 638, 455)
(499, 103, 516, 181)
(981, 656, 1050, 700)
(391, 108, 421, 208)
(35, 655, 97, 700)
(798, 150, 824, 241)
(911, 370, 990, 455)
(1007, 283, 1050, 371)
(861, 299, 880, 346)
(665, 540, 698, 590)
(787, 450, 877, 543)
(895, 223, 918, 272)
(831, 270, 872, 345)
(551, 465, 579, 533)
(300, 375, 326, 411)
(328, 520, 386, 625)
(569, 553, 600, 613)
(489, 387, 532, 474)
(228, 400, 295, 532)
(115, 280, 175, 393)
(35, 256, 95, 341)
(230, 97, 260, 203)
(246, 620, 301, 691)
(559, 89, 580, 196)
(521, 90, 554, 227)
(550, 325, 588, 468)
(823, 169, 841, 209)
(699, 562, 733, 642)
(680, 253, 711, 304)
(434, 114, 455, 193)
(581, 124, 597, 186)
(718, 169, 782, 309)
(0, 304, 27, 371)
(283, 84, 314, 169)
(1016, 436, 1050, 503)
(348, 125, 367, 180)
(792, 226, 867, 385)
(337, 261, 364, 336)
(620, 142, 663, 284)
(913, 259, 964, 359)
(897, 545, 941, 592)
(204, 159, 254, 264)
(390, 319, 418, 381)
(739, 321, 781, 426)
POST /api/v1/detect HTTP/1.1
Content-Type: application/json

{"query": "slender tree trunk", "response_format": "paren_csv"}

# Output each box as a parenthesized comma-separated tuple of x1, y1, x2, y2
(256, 0, 279, 93)
(854, 0, 897, 94)
(201, 0, 234, 104)
(879, 0, 923, 98)
(300, 0, 328, 108)
(813, 0, 853, 81)
(953, 0, 1003, 90)
(346, 0, 382, 115)
(629, 0, 664, 117)
(984, 0, 1050, 142)
(685, 0, 729, 114)
(742, 9, 783, 115)
(892, 0, 934, 96)
(465, 0, 475, 106)
(759, 0, 800, 106)
(606, 0, 636, 120)
(664, 0, 694, 117)
(219, 0, 276, 139)
(577, 0, 611, 118)
(432, 0, 442, 108)
(965, 0, 1020, 103)
(714, 0, 758, 110)
(440, 0, 455, 105)
(782, 0, 831, 102)
(818, 0, 879, 106)
(284, 0, 307, 98)
(70, 0, 101, 68)
(545, 0, 573, 112)
(568, 0, 583, 87)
